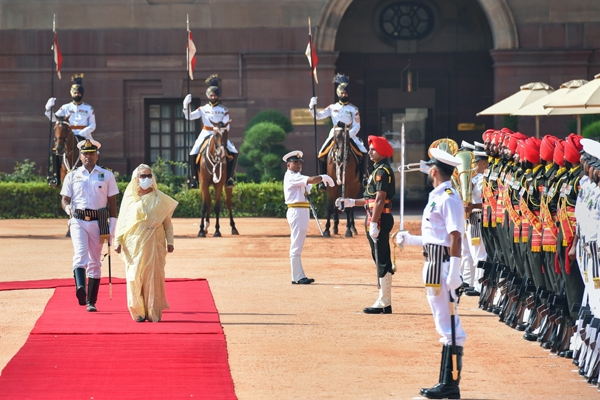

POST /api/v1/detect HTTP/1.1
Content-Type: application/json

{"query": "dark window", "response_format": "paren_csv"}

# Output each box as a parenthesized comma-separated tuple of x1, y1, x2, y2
(145, 101, 198, 175)
(379, 2, 434, 40)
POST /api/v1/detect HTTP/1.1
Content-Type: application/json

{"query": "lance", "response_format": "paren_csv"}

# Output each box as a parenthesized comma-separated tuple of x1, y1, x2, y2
(449, 291, 459, 380)
(186, 14, 195, 187)
(108, 239, 112, 300)
(47, 15, 57, 186)
(308, 17, 319, 175)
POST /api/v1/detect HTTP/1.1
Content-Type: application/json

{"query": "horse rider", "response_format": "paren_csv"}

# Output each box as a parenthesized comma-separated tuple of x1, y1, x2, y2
(183, 74, 239, 188)
(283, 150, 334, 284)
(60, 139, 119, 312)
(335, 135, 396, 314)
(45, 74, 96, 142)
(309, 73, 368, 190)
(396, 148, 466, 399)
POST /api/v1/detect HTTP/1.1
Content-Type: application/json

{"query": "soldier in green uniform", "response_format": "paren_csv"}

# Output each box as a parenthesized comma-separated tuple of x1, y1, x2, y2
(336, 135, 396, 314)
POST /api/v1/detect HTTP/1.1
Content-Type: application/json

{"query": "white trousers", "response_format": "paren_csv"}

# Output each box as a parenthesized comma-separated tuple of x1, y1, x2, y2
(69, 218, 104, 279)
(318, 128, 368, 154)
(465, 223, 487, 292)
(190, 130, 238, 155)
(287, 208, 309, 281)
(423, 261, 467, 346)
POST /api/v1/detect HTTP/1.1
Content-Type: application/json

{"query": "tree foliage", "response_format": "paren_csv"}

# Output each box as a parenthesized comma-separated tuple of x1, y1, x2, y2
(582, 120, 600, 140)
(246, 109, 294, 133)
(239, 122, 289, 182)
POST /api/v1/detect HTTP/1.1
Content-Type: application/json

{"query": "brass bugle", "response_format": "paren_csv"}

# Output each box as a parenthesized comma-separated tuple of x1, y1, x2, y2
(398, 161, 427, 173)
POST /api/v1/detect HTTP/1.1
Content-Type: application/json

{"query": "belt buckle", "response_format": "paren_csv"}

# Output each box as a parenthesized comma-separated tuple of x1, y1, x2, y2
(84, 216, 90, 221)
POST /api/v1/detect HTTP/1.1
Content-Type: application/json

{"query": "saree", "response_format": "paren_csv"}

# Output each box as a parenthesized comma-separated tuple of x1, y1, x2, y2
(115, 170, 178, 322)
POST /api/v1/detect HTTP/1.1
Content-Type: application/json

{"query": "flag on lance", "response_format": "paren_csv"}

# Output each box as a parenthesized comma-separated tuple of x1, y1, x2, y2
(53, 32, 62, 79)
(187, 31, 197, 80)
(305, 35, 319, 84)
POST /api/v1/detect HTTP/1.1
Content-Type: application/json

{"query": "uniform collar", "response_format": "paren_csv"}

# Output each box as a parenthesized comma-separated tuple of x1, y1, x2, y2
(431, 180, 452, 195)
(338, 100, 349, 106)
(373, 158, 388, 168)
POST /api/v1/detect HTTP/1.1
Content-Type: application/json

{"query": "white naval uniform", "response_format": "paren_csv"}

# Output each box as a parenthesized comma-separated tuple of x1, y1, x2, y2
(422, 181, 467, 346)
(46, 102, 96, 141)
(310, 102, 367, 153)
(463, 173, 487, 291)
(60, 165, 119, 279)
(184, 103, 238, 155)
(283, 169, 312, 282)
(579, 178, 600, 315)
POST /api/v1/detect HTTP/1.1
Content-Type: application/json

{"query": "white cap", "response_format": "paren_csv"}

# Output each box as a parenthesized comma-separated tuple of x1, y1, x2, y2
(581, 139, 600, 159)
(460, 140, 475, 150)
(473, 141, 485, 148)
(426, 148, 462, 171)
(282, 150, 303, 163)
(77, 139, 101, 152)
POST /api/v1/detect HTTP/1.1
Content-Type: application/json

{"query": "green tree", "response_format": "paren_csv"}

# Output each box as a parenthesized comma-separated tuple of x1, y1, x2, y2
(582, 120, 600, 140)
(568, 114, 600, 136)
(239, 122, 289, 182)
(246, 109, 294, 133)
(0, 159, 43, 183)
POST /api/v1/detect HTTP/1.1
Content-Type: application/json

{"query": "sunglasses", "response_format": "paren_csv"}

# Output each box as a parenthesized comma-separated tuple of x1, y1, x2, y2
(139, 174, 153, 179)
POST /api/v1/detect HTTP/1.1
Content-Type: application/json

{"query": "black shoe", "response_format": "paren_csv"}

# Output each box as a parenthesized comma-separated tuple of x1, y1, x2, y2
(292, 277, 314, 285)
(226, 178, 235, 187)
(523, 332, 538, 341)
(465, 289, 480, 296)
(460, 282, 470, 289)
(515, 323, 528, 331)
(421, 383, 460, 399)
(76, 287, 87, 306)
(86, 303, 97, 312)
(420, 383, 443, 396)
(363, 305, 392, 314)
(136, 316, 146, 322)
(187, 178, 199, 189)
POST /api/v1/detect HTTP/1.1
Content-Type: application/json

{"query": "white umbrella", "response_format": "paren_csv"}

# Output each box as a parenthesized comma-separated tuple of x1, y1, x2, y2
(512, 80, 600, 135)
(545, 73, 600, 109)
(477, 82, 554, 116)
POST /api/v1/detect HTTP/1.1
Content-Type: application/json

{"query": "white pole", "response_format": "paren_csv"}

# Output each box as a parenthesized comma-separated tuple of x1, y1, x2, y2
(400, 122, 405, 231)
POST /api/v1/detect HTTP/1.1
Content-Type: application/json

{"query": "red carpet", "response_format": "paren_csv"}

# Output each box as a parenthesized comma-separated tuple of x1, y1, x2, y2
(0, 279, 237, 399)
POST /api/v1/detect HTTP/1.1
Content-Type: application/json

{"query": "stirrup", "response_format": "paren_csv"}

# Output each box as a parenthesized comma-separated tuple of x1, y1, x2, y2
(187, 178, 199, 189)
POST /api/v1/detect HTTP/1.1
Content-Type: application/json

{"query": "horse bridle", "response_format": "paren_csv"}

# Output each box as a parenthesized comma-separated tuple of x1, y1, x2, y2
(53, 119, 81, 171)
(331, 126, 349, 192)
(203, 128, 226, 184)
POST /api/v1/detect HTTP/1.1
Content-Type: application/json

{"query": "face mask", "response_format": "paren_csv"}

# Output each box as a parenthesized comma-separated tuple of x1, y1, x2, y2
(139, 177, 153, 190)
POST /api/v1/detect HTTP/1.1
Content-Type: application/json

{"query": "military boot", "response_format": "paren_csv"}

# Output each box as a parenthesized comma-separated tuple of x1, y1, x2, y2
(74, 268, 87, 306)
(86, 278, 101, 312)
(422, 345, 462, 399)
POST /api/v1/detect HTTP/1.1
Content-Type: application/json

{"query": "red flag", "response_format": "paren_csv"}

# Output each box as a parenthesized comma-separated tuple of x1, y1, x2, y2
(187, 31, 197, 80)
(53, 32, 62, 79)
(305, 37, 319, 84)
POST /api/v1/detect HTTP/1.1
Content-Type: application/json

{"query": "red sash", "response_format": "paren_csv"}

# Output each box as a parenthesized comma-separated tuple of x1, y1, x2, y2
(540, 199, 557, 252)
(482, 180, 497, 228)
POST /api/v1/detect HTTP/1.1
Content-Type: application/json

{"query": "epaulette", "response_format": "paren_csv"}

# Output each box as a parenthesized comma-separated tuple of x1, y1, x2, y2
(445, 188, 454, 195)
(66, 168, 76, 175)
(97, 165, 113, 172)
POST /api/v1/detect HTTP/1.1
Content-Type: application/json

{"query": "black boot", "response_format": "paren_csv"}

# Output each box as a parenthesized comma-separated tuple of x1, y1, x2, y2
(86, 278, 100, 312)
(74, 268, 87, 306)
(361, 153, 369, 186)
(422, 345, 462, 399)
(226, 152, 239, 187)
(187, 154, 199, 189)
(420, 345, 448, 395)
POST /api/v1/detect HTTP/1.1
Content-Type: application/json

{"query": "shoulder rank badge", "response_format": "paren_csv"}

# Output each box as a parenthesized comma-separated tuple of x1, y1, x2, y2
(445, 188, 453, 195)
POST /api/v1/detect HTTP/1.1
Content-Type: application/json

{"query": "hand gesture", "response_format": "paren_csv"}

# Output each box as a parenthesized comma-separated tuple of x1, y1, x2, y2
(183, 94, 192, 109)
(320, 174, 334, 187)
(334, 197, 355, 210)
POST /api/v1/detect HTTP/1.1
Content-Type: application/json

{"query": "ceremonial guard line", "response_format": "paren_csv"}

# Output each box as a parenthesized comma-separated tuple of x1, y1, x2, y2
(460, 129, 600, 387)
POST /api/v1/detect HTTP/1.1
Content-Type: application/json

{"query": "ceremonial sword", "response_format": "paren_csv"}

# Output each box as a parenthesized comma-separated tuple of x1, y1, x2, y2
(449, 291, 458, 380)
(306, 193, 324, 236)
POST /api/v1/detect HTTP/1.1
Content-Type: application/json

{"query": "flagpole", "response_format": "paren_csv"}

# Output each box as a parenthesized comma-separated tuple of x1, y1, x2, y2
(47, 15, 56, 185)
(308, 17, 319, 175)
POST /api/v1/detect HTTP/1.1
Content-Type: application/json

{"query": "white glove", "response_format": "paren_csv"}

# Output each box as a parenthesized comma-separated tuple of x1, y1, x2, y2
(109, 217, 117, 246)
(309, 97, 317, 109)
(183, 94, 192, 110)
(306, 184, 313, 193)
(320, 174, 334, 187)
(369, 222, 380, 240)
(335, 197, 355, 210)
(45, 97, 56, 111)
(447, 256, 463, 298)
(64, 204, 72, 216)
(396, 231, 423, 246)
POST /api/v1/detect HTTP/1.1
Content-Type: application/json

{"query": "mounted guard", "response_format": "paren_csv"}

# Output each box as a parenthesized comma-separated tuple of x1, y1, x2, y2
(309, 73, 368, 190)
(183, 74, 239, 188)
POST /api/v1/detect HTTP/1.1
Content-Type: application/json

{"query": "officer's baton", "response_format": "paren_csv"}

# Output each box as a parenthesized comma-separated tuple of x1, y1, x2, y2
(306, 193, 324, 236)
(449, 291, 458, 380)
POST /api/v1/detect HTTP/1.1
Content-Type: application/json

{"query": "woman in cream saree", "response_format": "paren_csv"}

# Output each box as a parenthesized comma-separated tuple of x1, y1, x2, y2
(114, 164, 178, 322)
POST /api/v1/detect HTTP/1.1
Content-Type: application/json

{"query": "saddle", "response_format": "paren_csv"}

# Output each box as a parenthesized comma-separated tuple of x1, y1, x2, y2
(318, 139, 363, 161)
(197, 136, 233, 164)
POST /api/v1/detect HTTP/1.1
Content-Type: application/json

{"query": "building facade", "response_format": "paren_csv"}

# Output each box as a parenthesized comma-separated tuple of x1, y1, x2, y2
(0, 0, 599, 179)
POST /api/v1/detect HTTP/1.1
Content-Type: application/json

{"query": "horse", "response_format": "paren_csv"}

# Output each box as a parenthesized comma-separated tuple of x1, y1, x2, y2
(53, 116, 81, 185)
(196, 125, 239, 237)
(324, 126, 361, 237)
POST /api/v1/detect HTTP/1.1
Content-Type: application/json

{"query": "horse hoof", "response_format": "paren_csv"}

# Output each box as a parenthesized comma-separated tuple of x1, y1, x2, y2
(351, 227, 358, 235)
(198, 230, 206, 238)
(214, 231, 222, 237)
(323, 231, 331, 237)
(232, 228, 239, 235)
(333, 227, 338, 235)
(345, 230, 353, 238)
